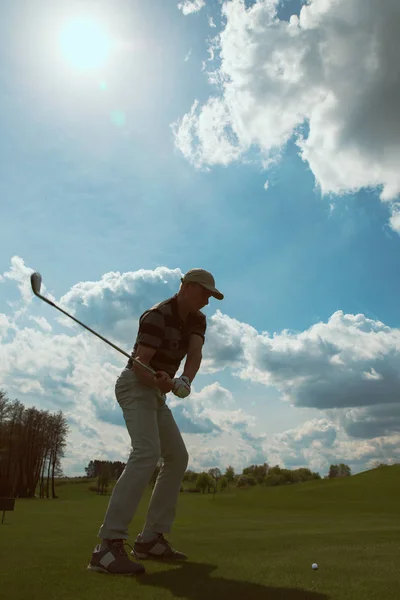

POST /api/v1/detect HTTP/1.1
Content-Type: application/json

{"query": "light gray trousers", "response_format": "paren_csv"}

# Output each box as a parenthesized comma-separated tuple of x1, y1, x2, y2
(98, 368, 189, 540)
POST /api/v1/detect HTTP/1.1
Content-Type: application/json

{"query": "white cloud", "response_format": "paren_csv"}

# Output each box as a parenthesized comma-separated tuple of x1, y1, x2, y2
(178, 0, 206, 16)
(203, 308, 400, 439)
(269, 418, 400, 474)
(1, 255, 37, 306)
(2, 259, 400, 476)
(191, 381, 235, 408)
(29, 316, 52, 332)
(331, 403, 400, 439)
(264, 180, 269, 191)
(173, 0, 400, 228)
(0, 313, 16, 341)
(172, 99, 242, 168)
(168, 382, 253, 438)
(59, 266, 182, 345)
(201, 311, 254, 372)
(389, 203, 400, 233)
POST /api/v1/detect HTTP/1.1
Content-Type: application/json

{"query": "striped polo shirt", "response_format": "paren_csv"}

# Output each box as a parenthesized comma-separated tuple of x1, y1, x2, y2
(126, 294, 207, 378)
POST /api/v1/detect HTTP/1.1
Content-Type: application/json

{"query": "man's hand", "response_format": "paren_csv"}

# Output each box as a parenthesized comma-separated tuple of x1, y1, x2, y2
(155, 371, 175, 394)
(172, 375, 191, 399)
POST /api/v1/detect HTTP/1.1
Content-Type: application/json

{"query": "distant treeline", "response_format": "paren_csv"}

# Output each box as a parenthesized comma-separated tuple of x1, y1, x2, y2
(0, 389, 69, 498)
(0, 382, 355, 501)
(83, 460, 353, 495)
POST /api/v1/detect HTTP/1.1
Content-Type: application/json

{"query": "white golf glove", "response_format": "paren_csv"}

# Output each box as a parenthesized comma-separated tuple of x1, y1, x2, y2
(172, 375, 191, 399)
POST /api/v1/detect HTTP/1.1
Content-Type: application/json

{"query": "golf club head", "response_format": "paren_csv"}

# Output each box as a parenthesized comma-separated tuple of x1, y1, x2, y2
(30, 272, 42, 296)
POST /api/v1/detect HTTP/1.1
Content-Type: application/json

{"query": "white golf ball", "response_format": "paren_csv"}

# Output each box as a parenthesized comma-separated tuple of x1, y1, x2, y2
(312, 563, 318, 570)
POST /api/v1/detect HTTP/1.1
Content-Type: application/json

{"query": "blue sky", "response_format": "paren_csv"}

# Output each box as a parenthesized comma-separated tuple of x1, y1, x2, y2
(1, 0, 400, 477)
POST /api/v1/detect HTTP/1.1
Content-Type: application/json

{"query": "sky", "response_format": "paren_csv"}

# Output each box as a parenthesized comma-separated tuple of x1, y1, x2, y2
(1, 0, 400, 477)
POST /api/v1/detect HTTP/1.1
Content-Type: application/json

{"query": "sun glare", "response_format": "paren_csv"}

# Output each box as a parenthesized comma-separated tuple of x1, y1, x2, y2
(59, 17, 113, 71)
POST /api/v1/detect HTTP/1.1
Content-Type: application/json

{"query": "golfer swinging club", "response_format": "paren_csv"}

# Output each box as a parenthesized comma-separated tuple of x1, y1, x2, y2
(88, 269, 224, 575)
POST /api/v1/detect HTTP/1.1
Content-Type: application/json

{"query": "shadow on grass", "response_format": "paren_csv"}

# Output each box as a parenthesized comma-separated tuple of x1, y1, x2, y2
(138, 561, 329, 600)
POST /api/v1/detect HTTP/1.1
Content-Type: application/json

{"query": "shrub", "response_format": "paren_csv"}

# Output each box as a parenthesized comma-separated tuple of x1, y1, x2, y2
(264, 474, 287, 486)
(236, 474, 257, 487)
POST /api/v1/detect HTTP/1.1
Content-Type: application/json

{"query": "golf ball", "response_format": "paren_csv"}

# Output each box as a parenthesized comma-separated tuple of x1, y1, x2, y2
(312, 563, 318, 570)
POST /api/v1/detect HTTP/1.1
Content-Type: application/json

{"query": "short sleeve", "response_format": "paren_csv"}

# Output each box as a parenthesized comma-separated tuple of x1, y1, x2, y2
(136, 310, 165, 349)
(187, 312, 207, 342)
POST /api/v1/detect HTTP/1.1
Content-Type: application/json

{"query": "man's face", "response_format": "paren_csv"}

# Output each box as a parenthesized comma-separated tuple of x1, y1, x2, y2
(188, 283, 212, 311)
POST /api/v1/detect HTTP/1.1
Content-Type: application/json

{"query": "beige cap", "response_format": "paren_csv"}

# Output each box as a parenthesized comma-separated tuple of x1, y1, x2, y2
(181, 268, 224, 300)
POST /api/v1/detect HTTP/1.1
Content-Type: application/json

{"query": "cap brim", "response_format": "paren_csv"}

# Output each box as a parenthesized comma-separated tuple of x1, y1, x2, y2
(202, 284, 224, 300)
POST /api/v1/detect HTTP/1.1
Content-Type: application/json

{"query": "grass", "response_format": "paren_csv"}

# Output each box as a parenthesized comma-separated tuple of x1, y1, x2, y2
(1, 466, 400, 600)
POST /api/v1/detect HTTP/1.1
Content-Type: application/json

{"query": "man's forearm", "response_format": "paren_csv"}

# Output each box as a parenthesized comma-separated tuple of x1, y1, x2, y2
(182, 351, 202, 383)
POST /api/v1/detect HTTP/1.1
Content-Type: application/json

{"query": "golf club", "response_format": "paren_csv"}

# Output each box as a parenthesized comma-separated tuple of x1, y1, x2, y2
(30, 272, 156, 376)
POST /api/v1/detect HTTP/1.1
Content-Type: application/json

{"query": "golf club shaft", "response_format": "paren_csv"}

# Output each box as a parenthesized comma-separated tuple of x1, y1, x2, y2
(31, 280, 156, 376)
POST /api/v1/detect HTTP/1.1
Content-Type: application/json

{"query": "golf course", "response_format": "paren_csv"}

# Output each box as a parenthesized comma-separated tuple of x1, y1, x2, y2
(1, 465, 399, 600)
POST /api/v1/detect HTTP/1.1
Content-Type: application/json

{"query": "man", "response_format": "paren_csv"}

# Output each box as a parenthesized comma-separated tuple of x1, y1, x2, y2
(87, 268, 224, 575)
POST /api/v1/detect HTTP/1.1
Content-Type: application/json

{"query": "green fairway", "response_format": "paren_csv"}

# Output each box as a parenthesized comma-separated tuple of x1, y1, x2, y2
(1, 466, 399, 600)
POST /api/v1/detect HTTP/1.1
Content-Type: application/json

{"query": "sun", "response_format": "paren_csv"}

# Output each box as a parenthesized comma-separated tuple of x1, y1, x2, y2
(59, 17, 113, 71)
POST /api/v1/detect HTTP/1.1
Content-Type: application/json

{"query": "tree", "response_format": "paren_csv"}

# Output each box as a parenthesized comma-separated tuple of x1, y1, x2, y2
(0, 391, 69, 498)
(195, 472, 211, 494)
(113, 461, 126, 479)
(329, 464, 351, 478)
(49, 411, 68, 498)
(329, 464, 339, 478)
(183, 469, 198, 482)
(207, 477, 217, 495)
(219, 476, 229, 492)
(85, 459, 126, 481)
(208, 467, 222, 489)
(236, 474, 257, 487)
(264, 473, 286, 486)
(338, 463, 351, 477)
(243, 463, 269, 484)
(97, 462, 112, 494)
(268, 465, 281, 476)
(85, 460, 96, 478)
(224, 465, 235, 483)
